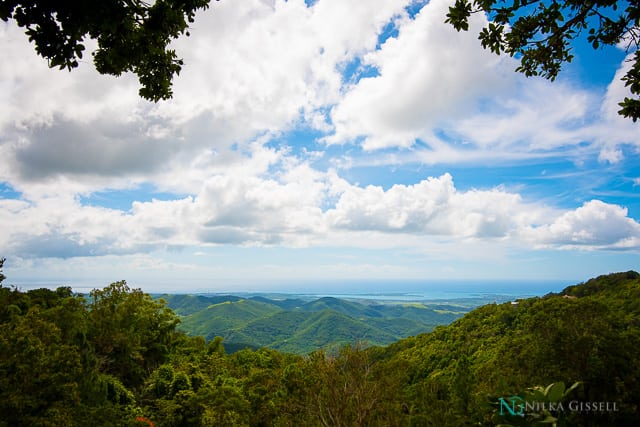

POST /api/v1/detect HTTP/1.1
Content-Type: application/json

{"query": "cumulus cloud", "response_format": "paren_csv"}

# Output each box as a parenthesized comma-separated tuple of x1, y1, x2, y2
(1, 154, 334, 257)
(1, 196, 131, 258)
(326, 173, 544, 238)
(0, 22, 139, 130)
(7, 116, 178, 180)
(0, 0, 415, 194)
(1, 0, 639, 282)
(159, 0, 413, 131)
(594, 52, 640, 163)
(325, 0, 512, 150)
(12, 234, 123, 259)
(2, 0, 635, 192)
(323, 0, 638, 165)
(4, 162, 638, 260)
(525, 200, 640, 249)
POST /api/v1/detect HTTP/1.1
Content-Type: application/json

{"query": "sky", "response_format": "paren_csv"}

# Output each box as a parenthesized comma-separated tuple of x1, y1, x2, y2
(1, 0, 639, 293)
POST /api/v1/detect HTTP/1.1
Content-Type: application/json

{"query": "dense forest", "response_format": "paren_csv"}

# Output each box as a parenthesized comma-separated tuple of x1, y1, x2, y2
(161, 293, 471, 354)
(1, 260, 639, 426)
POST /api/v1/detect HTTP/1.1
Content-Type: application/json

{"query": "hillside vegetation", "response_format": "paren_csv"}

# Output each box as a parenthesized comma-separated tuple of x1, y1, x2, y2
(163, 294, 465, 354)
(0, 266, 638, 426)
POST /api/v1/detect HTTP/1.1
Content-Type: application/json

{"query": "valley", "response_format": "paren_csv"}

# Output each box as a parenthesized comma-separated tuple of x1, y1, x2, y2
(159, 292, 524, 354)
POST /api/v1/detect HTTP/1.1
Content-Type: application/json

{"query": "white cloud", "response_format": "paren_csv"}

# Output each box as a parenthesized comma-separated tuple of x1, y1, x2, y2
(0, 22, 139, 130)
(326, 0, 512, 150)
(323, 0, 639, 166)
(2, 0, 635, 193)
(601, 52, 638, 122)
(1, 149, 335, 256)
(593, 52, 640, 163)
(326, 173, 542, 238)
(0, 0, 414, 197)
(162, 0, 412, 130)
(449, 80, 595, 151)
(524, 200, 640, 249)
(435, 51, 639, 164)
(5, 160, 638, 261)
(597, 145, 624, 164)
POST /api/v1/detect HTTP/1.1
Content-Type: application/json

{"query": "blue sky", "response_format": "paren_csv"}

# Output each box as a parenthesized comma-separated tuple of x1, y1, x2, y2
(0, 0, 638, 293)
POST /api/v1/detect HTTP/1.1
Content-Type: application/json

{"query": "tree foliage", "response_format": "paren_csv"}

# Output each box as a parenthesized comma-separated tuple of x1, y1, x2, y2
(446, 0, 640, 121)
(170, 294, 465, 354)
(0, 257, 5, 285)
(0, 268, 639, 425)
(88, 281, 181, 388)
(0, 0, 212, 101)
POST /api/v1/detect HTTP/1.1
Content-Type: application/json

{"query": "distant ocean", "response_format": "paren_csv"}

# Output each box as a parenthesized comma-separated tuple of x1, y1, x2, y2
(12, 279, 574, 301)
(243, 279, 571, 301)
(163, 279, 572, 301)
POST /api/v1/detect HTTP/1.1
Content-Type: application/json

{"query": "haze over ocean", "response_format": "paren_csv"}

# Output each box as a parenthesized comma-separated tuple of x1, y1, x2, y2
(12, 279, 570, 301)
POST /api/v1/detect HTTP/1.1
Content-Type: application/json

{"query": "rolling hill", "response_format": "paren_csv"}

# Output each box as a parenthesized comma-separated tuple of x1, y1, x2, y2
(177, 298, 281, 339)
(4, 270, 638, 425)
(368, 271, 640, 425)
(160, 293, 476, 354)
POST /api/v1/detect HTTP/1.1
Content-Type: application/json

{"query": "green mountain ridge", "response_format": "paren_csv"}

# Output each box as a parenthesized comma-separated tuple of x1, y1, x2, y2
(162, 293, 473, 354)
(178, 298, 281, 339)
(301, 296, 384, 317)
(157, 293, 243, 316)
(366, 270, 640, 425)
(280, 309, 398, 354)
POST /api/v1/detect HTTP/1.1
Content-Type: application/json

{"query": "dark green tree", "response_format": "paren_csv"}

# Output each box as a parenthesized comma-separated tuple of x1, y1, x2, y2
(88, 281, 180, 388)
(303, 344, 380, 427)
(0, 0, 213, 101)
(0, 257, 5, 285)
(0, 308, 84, 426)
(446, 0, 640, 121)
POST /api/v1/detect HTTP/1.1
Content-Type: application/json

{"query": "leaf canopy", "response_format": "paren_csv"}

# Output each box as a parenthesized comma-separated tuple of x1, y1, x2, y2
(446, 0, 640, 121)
(1, 0, 213, 101)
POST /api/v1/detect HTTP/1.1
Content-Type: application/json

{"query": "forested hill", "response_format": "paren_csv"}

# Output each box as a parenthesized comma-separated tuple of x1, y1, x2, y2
(371, 270, 640, 425)
(159, 294, 470, 354)
(0, 271, 638, 426)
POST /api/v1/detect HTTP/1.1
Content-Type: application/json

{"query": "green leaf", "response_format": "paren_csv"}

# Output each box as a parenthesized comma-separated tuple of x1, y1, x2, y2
(563, 381, 581, 398)
(546, 382, 565, 401)
(540, 414, 559, 423)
